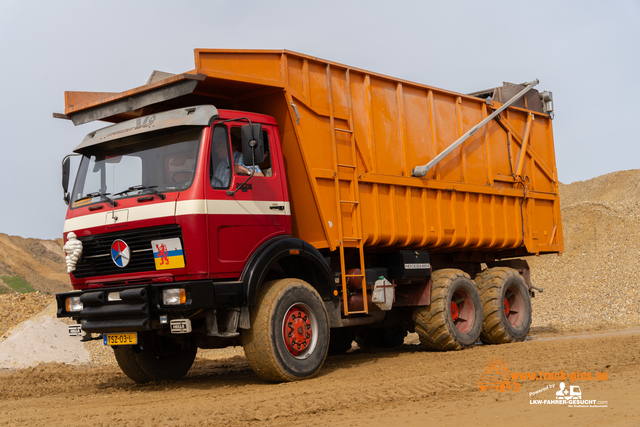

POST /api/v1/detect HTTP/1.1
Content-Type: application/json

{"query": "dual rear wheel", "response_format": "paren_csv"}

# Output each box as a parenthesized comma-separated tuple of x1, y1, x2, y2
(475, 267, 532, 344)
(413, 269, 483, 351)
(413, 267, 532, 351)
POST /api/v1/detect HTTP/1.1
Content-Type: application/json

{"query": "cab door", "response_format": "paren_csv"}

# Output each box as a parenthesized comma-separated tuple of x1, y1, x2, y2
(205, 122, 289, 277)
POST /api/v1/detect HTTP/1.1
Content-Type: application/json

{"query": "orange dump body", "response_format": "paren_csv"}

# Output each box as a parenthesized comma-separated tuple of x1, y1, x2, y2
(64, 49, 563, 258)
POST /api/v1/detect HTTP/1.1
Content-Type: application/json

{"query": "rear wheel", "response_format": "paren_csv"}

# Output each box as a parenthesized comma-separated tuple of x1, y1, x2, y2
(475, 267, 532, 343)
(113, 331, 197, 383)
(242, 278, 329, 382)
(412, 269, 482, 351)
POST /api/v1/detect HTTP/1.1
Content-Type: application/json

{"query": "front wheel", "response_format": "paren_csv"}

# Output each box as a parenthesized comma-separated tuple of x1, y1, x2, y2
(113, 331, 197, 383)
(242, 278, 330, 382)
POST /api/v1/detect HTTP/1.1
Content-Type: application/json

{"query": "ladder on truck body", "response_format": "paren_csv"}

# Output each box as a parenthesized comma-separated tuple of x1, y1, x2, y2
(327, 65, 368, 316)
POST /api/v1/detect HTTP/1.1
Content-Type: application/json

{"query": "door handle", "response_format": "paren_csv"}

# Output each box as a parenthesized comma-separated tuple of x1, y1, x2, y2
(270, 205, 285, 211)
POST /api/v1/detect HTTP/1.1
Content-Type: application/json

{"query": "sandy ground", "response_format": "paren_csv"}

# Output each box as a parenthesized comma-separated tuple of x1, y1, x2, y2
(0, 327, 638, 426)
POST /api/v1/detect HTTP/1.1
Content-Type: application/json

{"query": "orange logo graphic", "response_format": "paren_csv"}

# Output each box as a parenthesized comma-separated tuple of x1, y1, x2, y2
(478, 358, 521, 392)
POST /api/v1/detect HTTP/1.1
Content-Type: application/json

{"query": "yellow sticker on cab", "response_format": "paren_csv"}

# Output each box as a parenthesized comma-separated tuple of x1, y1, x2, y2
(73, 198, 92, 208)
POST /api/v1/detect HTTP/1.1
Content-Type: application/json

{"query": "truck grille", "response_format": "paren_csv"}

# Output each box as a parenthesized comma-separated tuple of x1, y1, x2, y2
(72, 225, 183, 279)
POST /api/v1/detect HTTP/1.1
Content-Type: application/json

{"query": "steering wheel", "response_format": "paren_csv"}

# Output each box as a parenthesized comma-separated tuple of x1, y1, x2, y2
(171, 170, 194, 184)
(210, 176, 226, 187)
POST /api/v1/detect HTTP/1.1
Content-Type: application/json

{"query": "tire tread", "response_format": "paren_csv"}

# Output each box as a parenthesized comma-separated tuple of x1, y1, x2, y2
(475, 267, 531, 344)
(242, 278, 329, 382)
(113, 332, 196, 383)
(412, 269, 479, 351)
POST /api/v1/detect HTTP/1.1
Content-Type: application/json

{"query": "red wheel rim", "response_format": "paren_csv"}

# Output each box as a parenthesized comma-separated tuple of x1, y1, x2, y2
(282, 303, 318, 359)
(504, 285, 525, 327)
(451, 289, 475, 333)
(451, 302, 459, 321)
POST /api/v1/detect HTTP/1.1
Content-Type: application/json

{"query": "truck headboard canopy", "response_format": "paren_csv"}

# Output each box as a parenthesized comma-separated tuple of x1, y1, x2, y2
(57, 52, 289, 126)
(73, 105, 219, 153)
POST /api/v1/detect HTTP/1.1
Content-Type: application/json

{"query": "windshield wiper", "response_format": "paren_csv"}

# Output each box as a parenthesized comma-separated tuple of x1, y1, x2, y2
(76, 191, 118, 207)
(114, 185, 166, 200)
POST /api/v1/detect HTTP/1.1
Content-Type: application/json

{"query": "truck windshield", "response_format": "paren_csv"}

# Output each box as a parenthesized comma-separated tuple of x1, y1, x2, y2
(70, 127, 202, 208)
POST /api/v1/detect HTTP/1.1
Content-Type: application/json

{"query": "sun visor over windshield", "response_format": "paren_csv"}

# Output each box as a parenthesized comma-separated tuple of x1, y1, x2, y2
(74, 105, 218, 153)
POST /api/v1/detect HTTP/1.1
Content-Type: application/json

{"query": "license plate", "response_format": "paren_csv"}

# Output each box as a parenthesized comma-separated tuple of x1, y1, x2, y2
(104, 332, 138, 346)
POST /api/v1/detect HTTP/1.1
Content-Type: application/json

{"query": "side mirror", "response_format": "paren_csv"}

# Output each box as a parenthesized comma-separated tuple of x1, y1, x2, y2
(241, 124, 265, 166)
(62, 156, 71, 205)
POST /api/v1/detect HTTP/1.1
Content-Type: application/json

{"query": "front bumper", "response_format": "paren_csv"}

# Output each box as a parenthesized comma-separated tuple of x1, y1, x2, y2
(56, 280, 239, 333)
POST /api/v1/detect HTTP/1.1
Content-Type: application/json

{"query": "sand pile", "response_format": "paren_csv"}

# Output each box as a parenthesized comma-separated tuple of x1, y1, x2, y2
(0, 315, 89, 370)
(559, 169, 640, 206)
(529, 169, 640, 330)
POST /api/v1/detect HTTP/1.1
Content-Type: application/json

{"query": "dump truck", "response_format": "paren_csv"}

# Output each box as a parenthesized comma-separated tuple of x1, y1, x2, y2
(55, 49, 563, 383)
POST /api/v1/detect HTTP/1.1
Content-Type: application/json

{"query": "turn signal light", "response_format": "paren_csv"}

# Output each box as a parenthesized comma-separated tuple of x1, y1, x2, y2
(66, 296, 83, 312)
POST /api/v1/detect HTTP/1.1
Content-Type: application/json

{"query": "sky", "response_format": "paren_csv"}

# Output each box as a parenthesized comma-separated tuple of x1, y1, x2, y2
(1, 0, 638, 240)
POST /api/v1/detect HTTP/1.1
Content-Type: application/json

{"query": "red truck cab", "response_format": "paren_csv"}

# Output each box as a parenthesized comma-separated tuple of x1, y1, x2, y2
(63, 107, 290, 290)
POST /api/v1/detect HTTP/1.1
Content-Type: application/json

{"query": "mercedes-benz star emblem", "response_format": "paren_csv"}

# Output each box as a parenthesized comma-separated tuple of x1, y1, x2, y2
(111, 239, 131, 268)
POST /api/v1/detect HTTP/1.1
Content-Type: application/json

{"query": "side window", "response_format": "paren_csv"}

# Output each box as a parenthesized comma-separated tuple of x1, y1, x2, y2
(210, 126, 231, 189)
(260, 130, 273, 177)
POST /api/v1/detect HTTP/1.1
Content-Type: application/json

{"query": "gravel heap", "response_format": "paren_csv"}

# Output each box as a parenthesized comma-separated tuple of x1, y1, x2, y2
(0, 292, 54, 340)
(0, 315, 90, 369)
(529, 169, 640, 331)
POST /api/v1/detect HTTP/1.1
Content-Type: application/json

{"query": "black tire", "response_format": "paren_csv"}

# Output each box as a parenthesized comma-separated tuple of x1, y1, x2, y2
(113, 331, 197, 383)
(475, 267, 532, 344)
(241, 278, 329, 382)
(328, 328, 354, 355)
(354, 326, 407, 349)
(412, 269, 482, 351)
